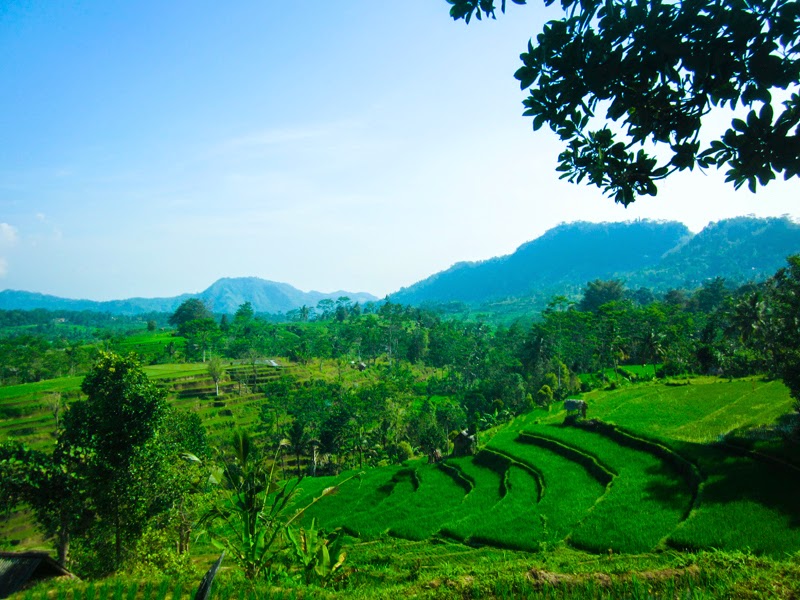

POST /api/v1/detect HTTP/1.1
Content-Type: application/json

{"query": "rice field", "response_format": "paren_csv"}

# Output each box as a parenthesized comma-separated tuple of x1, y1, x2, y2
(282, 377, 800, 560)
(511, 425, 692, 553)
(579, 377, 793, 442)
(4, 366, 800, 576)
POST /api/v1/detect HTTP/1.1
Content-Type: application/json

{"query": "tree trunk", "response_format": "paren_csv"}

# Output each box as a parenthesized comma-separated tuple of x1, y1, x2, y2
(57, 511, 69, 567)
(312, 446, 318, 477)
(114, 506, 122, 569)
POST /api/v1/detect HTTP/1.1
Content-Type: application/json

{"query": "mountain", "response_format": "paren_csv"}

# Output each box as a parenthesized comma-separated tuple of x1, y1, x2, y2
(0, 290, 194, 315)
(0, 278, 378, 316)
(197, 278, 377, 314)
(389, 217, 800, 308)
(629, 217, 800, 290)
(4, 217, 797, 319)
(390, 220, 691, 305)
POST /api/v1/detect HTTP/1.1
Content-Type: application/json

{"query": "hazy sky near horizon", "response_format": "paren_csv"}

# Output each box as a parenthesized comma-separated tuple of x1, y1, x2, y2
(2, 2, 798, 301)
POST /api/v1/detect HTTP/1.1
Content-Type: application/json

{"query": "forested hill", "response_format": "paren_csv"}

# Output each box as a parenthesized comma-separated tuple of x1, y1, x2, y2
(0, 277, 377, 316)
(628, 217, 800, 290)
(390, 220, 691, 305)
(389, 217, 800, 306)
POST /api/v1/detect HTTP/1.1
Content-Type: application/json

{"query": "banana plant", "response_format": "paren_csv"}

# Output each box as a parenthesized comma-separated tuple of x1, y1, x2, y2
(198, 430, 300, 580)
(199, 430, 361, 582)
(285, 517, 347, 587)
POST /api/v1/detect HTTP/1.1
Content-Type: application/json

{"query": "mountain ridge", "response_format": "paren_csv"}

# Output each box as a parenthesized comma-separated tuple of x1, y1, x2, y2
(3, 217, 798, 317)
(389, 216, 800, 307)
(0, 278, 378, 316)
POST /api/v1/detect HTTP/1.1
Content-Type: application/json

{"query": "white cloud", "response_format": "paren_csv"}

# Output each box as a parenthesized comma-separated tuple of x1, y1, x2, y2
(0, 223, 18, 246)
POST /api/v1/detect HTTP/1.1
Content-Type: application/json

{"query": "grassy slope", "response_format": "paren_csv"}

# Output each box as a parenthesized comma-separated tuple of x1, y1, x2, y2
(580, 377, 793, 442)
(5, 373, 800, 597)
(289, 376, 800, 558)
(554, 378, 800, 556)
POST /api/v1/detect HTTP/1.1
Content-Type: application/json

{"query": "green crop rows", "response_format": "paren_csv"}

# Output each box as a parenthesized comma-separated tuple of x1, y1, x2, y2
(281, 377, 800, 558)
(3, 364, 800, 560)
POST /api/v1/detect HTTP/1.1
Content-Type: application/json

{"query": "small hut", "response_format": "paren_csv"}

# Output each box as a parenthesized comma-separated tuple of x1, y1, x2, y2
(452, 430, 477, 457)
(0, 552, 76, 599)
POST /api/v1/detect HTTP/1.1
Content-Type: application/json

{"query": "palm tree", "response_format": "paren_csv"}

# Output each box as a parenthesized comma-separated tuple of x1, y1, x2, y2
(285, 419, 310, 478)
(299, 305, 310, 322)
(728, 292, 765, 345)
(641, 329, 665, 378)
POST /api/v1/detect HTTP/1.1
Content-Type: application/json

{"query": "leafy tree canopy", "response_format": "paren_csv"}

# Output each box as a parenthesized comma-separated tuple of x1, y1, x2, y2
(448, 0, 800, 204)
(579, 279, 626, 312)
(60, 352, 171, 570)
(169, 298, 213, 330)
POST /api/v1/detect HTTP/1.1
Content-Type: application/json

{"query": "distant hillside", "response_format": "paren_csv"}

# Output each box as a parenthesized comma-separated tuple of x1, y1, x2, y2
(389, 217, 800, 309)
(0, 278, 378, 316)
(197, 278, 377, 314)
(629, 217, 800, 290)
(390, 220, 691, 305)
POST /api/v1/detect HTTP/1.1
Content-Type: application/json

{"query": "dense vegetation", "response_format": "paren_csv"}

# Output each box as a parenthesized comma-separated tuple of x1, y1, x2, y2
(2, 256, 800, 598)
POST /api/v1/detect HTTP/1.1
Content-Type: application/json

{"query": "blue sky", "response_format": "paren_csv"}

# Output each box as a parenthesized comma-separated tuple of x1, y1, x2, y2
(1, 1, 797, 301)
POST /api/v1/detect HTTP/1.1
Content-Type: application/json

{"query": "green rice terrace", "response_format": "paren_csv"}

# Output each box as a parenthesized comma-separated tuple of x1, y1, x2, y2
(291, 377, 800, 557)
(3, 357, 800, 598)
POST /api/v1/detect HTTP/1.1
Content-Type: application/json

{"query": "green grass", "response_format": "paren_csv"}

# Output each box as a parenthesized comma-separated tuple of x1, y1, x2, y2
(482, 433, 609, 550)
(384, 465, 470, 540)
(294, 466, 406, 531)
(0, 376, 83, 401)
(438, 455, 504, 542)
(578, 377, 793, 442)
(667, 443, 800, 556)
(142, 363, 211, 380)
(513, 424, 693, 553)
(618, 364, 661, 378)
(463, 465, 542, 551)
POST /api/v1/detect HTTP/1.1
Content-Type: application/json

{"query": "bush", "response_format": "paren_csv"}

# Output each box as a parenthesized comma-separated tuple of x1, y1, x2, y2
(389, 441, 414, 463)
(723, 349, 763, 378)
(536, 385, 554, 407)
(656, 360, 690, 378)
(124, 526, 197, 579)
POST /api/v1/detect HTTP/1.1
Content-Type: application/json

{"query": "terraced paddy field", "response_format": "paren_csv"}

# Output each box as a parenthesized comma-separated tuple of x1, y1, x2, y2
(5, 372, 800, 597)
(281, 376, 800, 561)
(0, 359, 376, 450)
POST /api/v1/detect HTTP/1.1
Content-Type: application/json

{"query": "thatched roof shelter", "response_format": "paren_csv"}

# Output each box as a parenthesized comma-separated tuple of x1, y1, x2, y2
(0, 552, 75, 599)
(452, 430, 477, 457)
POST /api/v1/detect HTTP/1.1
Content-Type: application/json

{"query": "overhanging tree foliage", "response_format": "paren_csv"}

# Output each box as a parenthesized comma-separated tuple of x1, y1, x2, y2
(448, 0, 800, 205)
